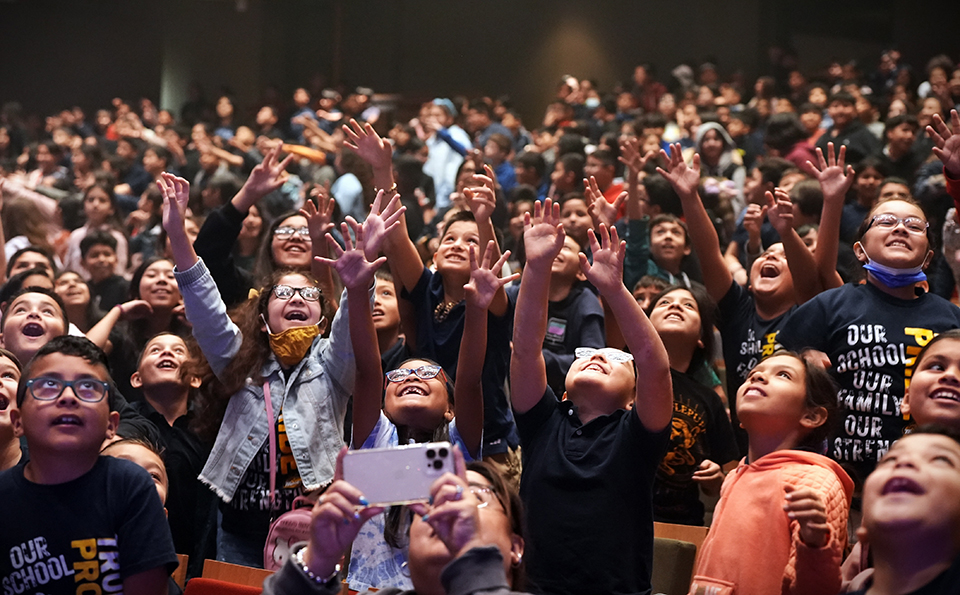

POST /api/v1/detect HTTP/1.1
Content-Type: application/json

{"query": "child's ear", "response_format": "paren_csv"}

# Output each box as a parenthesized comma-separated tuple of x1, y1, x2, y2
(510, 534, 525, 568)
(683, 243, 692, 257)
(10, 407, 23, 438)
(317, 316, 328, 335)
(800, 405, 828, 430)
(189, 375, 202, 389)
(129, 372, 142, 389)
(575, 269, 587, 282)
(901, 388, 912, 417)
(105, 411, 121, 440)
(853, 241, 868, 264)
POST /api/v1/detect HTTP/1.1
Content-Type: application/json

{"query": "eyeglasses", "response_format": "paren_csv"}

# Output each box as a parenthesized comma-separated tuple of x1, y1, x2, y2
(574, 347, 635, 363)
(867, 214, 928, 235)
(274, 226, 311, 240)
(469, 484, 505, 512)
(385, 365, 443, 383)
(26, 377, 109, 403)
(272, 285, 321, 302)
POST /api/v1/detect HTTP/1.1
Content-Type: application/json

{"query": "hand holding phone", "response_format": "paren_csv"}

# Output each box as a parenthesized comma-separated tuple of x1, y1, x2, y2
(342, 442, 454, 506)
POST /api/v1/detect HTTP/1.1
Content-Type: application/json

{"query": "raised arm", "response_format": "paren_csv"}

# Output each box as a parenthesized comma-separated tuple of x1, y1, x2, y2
(510, 199, 566, 413)
(159, 173, 199, 270)
(457, 242, 519, 457)
(765, 187, 824, 303)
(586, 176, 626, 230)
(345, 120, 425, 294)
(231, 144, 295, 214)
(804, 143, 851, 291)
(300, 186, 339, 308)
(619, 136, 656, 221)
(464, 166, 508, 316)
(317, 220, 387, 447)
(928, 109, 960, 206)
(580, 224, 673, 431)
(658, 144, 733, 301)
(85, 299, 152, 350)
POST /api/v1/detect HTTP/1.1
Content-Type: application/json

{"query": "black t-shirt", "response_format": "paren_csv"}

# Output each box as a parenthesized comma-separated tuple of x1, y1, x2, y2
(0, 457, 177, 595)
(779, 282, 960, 485)
(716, 280, 796, 455)
(653, 370, 740, 526)
(403, 268, 518, 454)
(131, 400, 215, 575)
(848, 552, 960, 595)
(506, 283, 606, 396)
(220, 412, 305, 540)
(89, 275, 130, 313)
(516, 387, 670, 595)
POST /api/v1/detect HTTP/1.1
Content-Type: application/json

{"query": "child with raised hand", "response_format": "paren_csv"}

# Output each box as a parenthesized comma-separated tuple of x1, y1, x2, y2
(803, 143, 857, 286)
(658, 142, 824, 455)
(779, 186, 960, 488)
(0, 336, 177, 595)
(159, 172, 403, 566)
(691, 351, 854, 595)
(351, 121, 521, 485)
(326, 219, 513, 591)
(511, 199, 672, 595)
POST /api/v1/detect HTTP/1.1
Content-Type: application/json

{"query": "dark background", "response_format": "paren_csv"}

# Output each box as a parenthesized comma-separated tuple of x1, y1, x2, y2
(2, 0, 958, 124)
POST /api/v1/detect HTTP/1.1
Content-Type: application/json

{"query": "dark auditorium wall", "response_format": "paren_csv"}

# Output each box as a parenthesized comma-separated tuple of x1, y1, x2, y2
(1, 0, 958, 126)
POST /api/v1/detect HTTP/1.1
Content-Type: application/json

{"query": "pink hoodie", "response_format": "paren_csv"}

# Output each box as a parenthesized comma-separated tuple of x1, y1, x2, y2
(689, 450, 854, 595)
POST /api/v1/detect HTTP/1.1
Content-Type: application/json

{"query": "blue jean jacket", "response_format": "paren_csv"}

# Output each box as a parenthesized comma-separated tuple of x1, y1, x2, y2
(175, 259, 357, 502)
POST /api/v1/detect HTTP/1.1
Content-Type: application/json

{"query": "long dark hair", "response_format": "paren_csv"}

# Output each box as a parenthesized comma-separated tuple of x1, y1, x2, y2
(191, 268, 328, 441)
(650, 282, 717, 373)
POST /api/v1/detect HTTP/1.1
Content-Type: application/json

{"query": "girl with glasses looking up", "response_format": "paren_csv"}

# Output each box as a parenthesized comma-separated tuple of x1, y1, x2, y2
(319, 208, 514, 591)
(159, 173, 403, 567)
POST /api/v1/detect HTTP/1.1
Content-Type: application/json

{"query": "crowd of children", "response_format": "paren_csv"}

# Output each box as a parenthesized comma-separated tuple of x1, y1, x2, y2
(2, 46, 960, 595)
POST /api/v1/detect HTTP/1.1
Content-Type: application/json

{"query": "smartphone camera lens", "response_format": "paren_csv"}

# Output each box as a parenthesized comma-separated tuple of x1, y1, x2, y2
(438, 447, 449, 458)
(433, 460, 444, 470)
(426, 449, 435, 459)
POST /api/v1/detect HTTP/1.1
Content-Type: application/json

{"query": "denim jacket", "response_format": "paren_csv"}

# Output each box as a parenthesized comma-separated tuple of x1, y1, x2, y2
(175, 259, 356, 502)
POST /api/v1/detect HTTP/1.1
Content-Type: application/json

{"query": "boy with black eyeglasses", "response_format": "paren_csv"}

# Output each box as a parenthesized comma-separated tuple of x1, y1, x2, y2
(0, 335, 176, 595)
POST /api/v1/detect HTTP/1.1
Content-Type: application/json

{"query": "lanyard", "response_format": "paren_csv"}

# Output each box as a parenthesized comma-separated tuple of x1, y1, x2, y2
(263, 381, 277, 508)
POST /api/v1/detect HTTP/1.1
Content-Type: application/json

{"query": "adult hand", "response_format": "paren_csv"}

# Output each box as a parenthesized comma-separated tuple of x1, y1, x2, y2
(409, 447, 486, 559)
(303, 448, 384, 578)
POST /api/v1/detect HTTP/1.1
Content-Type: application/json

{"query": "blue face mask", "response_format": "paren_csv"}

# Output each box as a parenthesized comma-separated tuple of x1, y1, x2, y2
(858, 244, 927, 288)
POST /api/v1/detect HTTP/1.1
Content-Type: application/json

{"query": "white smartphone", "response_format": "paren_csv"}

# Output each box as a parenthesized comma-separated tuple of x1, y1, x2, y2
(342, 442, 454, 506)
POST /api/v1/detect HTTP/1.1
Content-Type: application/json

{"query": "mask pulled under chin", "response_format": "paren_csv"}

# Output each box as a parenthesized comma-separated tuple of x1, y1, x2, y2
(265, 322, 321, 367)
(859, 245, 927, 288)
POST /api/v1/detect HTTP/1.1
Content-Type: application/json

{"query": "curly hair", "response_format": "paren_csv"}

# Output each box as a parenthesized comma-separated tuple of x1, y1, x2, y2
(191, 268, 328, 441)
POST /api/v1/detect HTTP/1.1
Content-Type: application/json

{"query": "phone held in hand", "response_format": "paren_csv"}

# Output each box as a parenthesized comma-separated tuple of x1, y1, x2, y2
(342, 442, 453, 506)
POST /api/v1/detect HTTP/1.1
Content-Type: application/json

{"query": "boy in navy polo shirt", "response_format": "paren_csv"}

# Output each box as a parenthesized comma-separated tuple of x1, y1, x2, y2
(511, 200, 672, 595)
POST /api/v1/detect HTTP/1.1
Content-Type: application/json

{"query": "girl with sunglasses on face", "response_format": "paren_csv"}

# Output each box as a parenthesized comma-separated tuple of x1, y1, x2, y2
(159, 173, 404, 566)
(320, 213, 515, 591)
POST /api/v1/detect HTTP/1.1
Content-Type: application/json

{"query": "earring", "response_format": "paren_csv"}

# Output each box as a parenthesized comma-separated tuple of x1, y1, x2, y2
(512, 553, 522, 567)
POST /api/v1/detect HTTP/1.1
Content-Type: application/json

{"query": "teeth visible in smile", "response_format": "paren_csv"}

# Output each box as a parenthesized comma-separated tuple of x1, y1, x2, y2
(400, 386, 426, 396)
(930, 389, 960, 402)
(584, 364, 604, 372)
(157, 360, 177, 369)
(53, 415, 81, 426)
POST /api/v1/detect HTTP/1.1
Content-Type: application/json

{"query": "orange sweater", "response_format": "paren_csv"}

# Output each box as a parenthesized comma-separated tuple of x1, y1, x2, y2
(689, 450, 854, 595)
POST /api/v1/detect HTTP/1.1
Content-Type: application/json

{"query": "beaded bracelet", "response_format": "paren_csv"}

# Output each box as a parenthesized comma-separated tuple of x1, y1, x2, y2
(293, 546, 340, 585)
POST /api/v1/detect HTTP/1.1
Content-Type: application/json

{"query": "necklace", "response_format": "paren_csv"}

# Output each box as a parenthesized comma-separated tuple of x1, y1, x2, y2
(434, 299, 458, 322)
